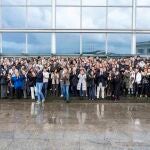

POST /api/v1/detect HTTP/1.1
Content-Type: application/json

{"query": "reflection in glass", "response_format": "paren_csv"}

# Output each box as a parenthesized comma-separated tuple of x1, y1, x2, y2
(108, 7, 132, 29)
(2, 7, 26, 28)
(28, 7, 52, 29)
(56, 7, 80, 29)
(82, 0, 106, 6)
(136, 8, 150, 29)
(0, 34, 2, 53)
(108, 34, 132, 55)
(136, 34, 150, 55)
(56, 0, 80, 5)
(2, 0, 26, 5)
(108, 0, 132, 6)
(82, 33, 105, 55)
(28, 0, 51, 5)
(2, 33, 26, 55)
(82, 7, 106, 29)
(28, 33, 51, 55)
(56, 33, 80, 54)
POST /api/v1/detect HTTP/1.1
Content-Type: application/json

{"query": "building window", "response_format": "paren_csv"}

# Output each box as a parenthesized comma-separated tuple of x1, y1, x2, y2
(108, 34, 132, 55)
(82, 33, 105, 55)
(56, 33, 80, 55)
(28, 33, 51, 55)
(2, 33, 26, 55)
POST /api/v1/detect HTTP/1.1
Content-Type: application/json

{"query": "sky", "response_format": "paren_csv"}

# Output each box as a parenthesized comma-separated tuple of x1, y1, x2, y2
(0, 0, 150, 55)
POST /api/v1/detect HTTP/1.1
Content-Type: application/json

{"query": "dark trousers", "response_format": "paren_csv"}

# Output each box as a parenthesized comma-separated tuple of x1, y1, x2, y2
(52, 84, 59, 96)
(1, 85, 7, 98)
(134, 83, 142, 96)
(15, 89, 22, 99)
(71, 85, 78, 96)
(88, 86, 95, 100)
(114, 84, 121, 100)
(141, 83, 149, 96)
(9, 86, 14, 98)
(43, 82, 48, 98)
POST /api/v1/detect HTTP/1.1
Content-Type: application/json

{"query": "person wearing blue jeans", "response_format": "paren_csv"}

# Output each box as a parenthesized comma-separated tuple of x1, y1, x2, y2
(43, 68, 49, 99)
(61, 67, 70, 102)
(36, 82, 45, 103)
(36, 67, 45, 104)
(63, 84, 69, 101)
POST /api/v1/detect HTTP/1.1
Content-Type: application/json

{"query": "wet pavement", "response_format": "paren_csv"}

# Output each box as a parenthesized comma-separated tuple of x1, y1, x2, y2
(0, 101, 150, 150)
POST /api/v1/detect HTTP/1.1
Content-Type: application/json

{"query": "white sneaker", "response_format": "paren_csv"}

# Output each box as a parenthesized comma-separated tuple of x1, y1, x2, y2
(42, 99, 45, 103)
(36, 101, 41, 104)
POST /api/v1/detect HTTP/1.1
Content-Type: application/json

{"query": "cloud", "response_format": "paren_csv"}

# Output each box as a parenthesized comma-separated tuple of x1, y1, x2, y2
(137, 0, 150, 6)
(2, 0, 26, 5)
(136, 8, 150, 29)
(2, 7, 26, 28)
(56, 0, 80, 5)
(108, 7, 132, 29)
(2, 0, 51, 5)
(82, 7, 106, 29)
(28, 7, 51, 28)
(3, 41, 25, 54)
(82, 0, 106, 6)
(56, 7, 80, 29)
(108, 0, 132, 6)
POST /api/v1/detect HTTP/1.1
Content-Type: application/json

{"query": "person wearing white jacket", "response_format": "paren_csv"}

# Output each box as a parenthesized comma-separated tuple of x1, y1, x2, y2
(43, 67, 49, 99)
(135, 69, 142, 96)
(77, 69, 87, 99)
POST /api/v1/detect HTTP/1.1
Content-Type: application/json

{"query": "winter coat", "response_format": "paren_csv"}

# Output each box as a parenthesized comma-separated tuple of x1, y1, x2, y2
(27, 73, 36, 87)
(61, 72, 70, 85)
(95, 71, 107, 87)
(87, 74, 95, 88)
(123, 73, 130, 89)
(70, 73, 78, 87)
(77, 74, 87, 91)
(11, 75, 24, 89)
(36, 71, 43, 83)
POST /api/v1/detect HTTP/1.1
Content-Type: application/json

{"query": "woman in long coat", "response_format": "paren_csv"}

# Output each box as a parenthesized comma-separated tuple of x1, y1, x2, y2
(77, 68, 87, 99)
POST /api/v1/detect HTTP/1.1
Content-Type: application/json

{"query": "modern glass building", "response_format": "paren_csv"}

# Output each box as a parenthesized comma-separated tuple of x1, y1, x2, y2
(0, 0, 150, 56)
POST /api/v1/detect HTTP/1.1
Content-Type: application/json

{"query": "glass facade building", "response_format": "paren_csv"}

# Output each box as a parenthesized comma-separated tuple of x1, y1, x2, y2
(0, 0, 150, 56)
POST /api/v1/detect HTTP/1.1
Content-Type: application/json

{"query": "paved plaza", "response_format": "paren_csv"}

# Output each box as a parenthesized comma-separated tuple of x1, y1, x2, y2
(0, 101, 150, 150)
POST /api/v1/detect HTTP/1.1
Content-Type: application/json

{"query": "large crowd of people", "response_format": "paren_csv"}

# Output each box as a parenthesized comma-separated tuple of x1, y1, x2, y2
(0, 56, 150, 103)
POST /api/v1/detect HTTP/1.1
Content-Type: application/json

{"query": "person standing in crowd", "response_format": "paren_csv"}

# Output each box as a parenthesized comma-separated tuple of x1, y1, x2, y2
(59, 67, 64, 97)
(36, 67, 45, 104)
(123, 70, 130, 96)
(61, 67, 70, 102)
(70, 67, 78, 97)
(11, 70, 24, 99)
(0, 70, 8, 99)
(51, 69, 59, 97)
(141, 68, 149, 97)
(96, 67, 107, 100)
(129, 69, 136, 96)
(43, 67, 49, 99)
(134, 69, 142, 97)
(27, 68, 36, 100)
(21, 69, 28, 99)
(87, 69, 95, 101)
(113, 71, 122, 101)
(77, 68, 87, 100)
(106, 72, 114, 99)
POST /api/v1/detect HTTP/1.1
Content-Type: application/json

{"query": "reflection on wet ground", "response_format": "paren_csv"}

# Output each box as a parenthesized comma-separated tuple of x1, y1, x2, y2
(0, 101, 150, 150)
